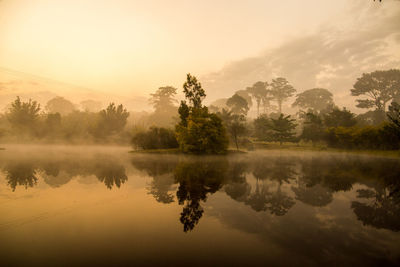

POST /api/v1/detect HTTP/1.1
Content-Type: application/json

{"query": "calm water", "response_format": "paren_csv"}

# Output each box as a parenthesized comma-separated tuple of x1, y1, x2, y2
(0, 145, 400, 266)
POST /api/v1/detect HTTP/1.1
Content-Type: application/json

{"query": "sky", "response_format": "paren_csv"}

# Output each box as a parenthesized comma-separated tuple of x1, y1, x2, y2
(0, 0, 399, 111)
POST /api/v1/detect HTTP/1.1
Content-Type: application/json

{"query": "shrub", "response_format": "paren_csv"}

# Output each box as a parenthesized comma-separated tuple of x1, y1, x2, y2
(132, 127, 178, 150)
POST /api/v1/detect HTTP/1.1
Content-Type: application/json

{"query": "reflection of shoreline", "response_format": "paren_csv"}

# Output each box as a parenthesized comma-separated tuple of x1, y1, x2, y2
(0, 150, 399, 233)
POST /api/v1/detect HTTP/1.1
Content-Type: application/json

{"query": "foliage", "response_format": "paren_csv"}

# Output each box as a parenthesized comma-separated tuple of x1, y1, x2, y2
(253, 113, 297, 145)
(269, 114, 297, 145)
(183, 74, 206, 109)
(325, 123, 400, 150)
(218, 109, 247, 150)
(148, 86, 178, 127)
(270, 77, 296, 114)
(323, 107, 357, 128)
(387, 101, 400, 129)
(300, 112, 325, 144)
(292, 88, 334, 112)
(226, 93, 249, 116)
(131, 127, 178, 150)
(45, 96, 75, 115)
(7, 97, 41, 135)
(351, 69, 400, 111)
(93, 103, 129, 137)
(246, 81, 267, 116)
(176, 74, 228, 154)
(176, 108, 228, 154)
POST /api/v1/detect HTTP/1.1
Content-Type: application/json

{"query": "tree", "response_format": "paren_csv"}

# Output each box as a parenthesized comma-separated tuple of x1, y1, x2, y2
(183, 74, 205, 109)
(269, 114, 297, 145)
(292, 88, 334, 112)
(218, 109, 247, 150)
(149, 86, 178, 127)
(351, 69, 400, 112)
(226, 93, 249, 116)
(149, 86, 177, 111)
(387, 101, 400, 129)
(324, 107, 357, 128)
(93, 103, 129, 137)
(253, 115, 271, 141)
(246, 81, 266, 116)
(300, 112, 325, 145)
(235, 89, 253, 108)
(46, 96, 75, 115)
(270, 77, 296, 114)
(7, 96, 41, 134)
(176, 74, 228, 154)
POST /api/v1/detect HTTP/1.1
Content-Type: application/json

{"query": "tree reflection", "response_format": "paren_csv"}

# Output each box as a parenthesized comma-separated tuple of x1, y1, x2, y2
(174, 159, 228, 232)
(4, 162, 38, 191)
(131, 157, 178, 203)
(351, 159, 400, 231)
(94, 160, 128, 189)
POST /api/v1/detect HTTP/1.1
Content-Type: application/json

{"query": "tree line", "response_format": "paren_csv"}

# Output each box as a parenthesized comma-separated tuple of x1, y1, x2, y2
(133, 69, 400, 152)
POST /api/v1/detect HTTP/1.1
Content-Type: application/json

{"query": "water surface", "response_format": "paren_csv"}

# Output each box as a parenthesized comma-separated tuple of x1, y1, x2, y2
(0, 145, 399, 266)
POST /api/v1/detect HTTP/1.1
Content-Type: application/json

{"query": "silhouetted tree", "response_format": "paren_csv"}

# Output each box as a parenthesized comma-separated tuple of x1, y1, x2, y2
(7, 97, 40, 134)
(93, 103, 129, 137)
(247, 81, 266, 116)
(351, 69, 400, 112)
(149, 86, 178, 127)
(269, 114, 297, 145)
(226, 93, 249, 116)
(270, 77, 296, 114)
(292, 88, 334, 112)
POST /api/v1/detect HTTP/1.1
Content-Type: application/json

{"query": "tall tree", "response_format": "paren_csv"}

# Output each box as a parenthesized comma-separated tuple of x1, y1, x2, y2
(246, 81, 266, 117)
(292, 88, 334, 112)
(270, 77, 296, 114)
(261, 84, 274, 115)
(351, 69, 400, 112)
(149, 86, 178, 127)
(226, 93, 249, 116)
(176, 74, 228, 154)
(149, 86, 177, 111)
(235, 89, 253, 108)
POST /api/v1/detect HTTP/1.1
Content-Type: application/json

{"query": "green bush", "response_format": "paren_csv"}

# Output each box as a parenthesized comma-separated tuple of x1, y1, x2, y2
(325, 123, 400, 150)
(132, 127, 178, 150)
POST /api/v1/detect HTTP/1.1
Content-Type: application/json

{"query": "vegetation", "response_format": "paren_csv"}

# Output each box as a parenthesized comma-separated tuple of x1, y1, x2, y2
(0, 68, 399, 154)
(176, 74, 228, 154)
(131, 127, 178, 150)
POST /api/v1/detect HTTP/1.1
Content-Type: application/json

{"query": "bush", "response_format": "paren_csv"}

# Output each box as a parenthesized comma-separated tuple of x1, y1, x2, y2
(132, 127, 178, 150)
(325, 123, 400, 150)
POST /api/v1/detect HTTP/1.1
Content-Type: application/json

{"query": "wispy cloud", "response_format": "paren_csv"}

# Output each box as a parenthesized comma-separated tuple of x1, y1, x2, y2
(202, 0, 400, 112)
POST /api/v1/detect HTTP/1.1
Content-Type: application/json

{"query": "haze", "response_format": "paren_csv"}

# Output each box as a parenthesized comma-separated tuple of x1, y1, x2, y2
(1, 0, 398, 110)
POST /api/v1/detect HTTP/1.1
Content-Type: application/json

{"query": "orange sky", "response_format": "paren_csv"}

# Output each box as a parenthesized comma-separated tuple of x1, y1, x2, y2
(0, 0, 354, 96)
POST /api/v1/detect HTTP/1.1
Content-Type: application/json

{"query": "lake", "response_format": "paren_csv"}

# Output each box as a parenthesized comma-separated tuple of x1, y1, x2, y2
(0, 145, 399, 266)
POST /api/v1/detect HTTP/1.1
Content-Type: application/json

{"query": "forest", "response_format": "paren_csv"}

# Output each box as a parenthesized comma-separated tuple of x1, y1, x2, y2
(1, 69, 400, 153)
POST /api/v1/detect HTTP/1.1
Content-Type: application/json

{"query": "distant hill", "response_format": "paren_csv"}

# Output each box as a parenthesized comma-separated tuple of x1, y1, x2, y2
(0, 67, 150, 112)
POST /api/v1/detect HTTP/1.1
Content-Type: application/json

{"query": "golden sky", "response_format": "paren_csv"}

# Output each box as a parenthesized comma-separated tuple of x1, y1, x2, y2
(0, 0, 355, 96)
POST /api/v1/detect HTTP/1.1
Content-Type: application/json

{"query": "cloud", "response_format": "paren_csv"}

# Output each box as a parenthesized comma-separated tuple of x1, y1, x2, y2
(201, 0, 400, 113)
